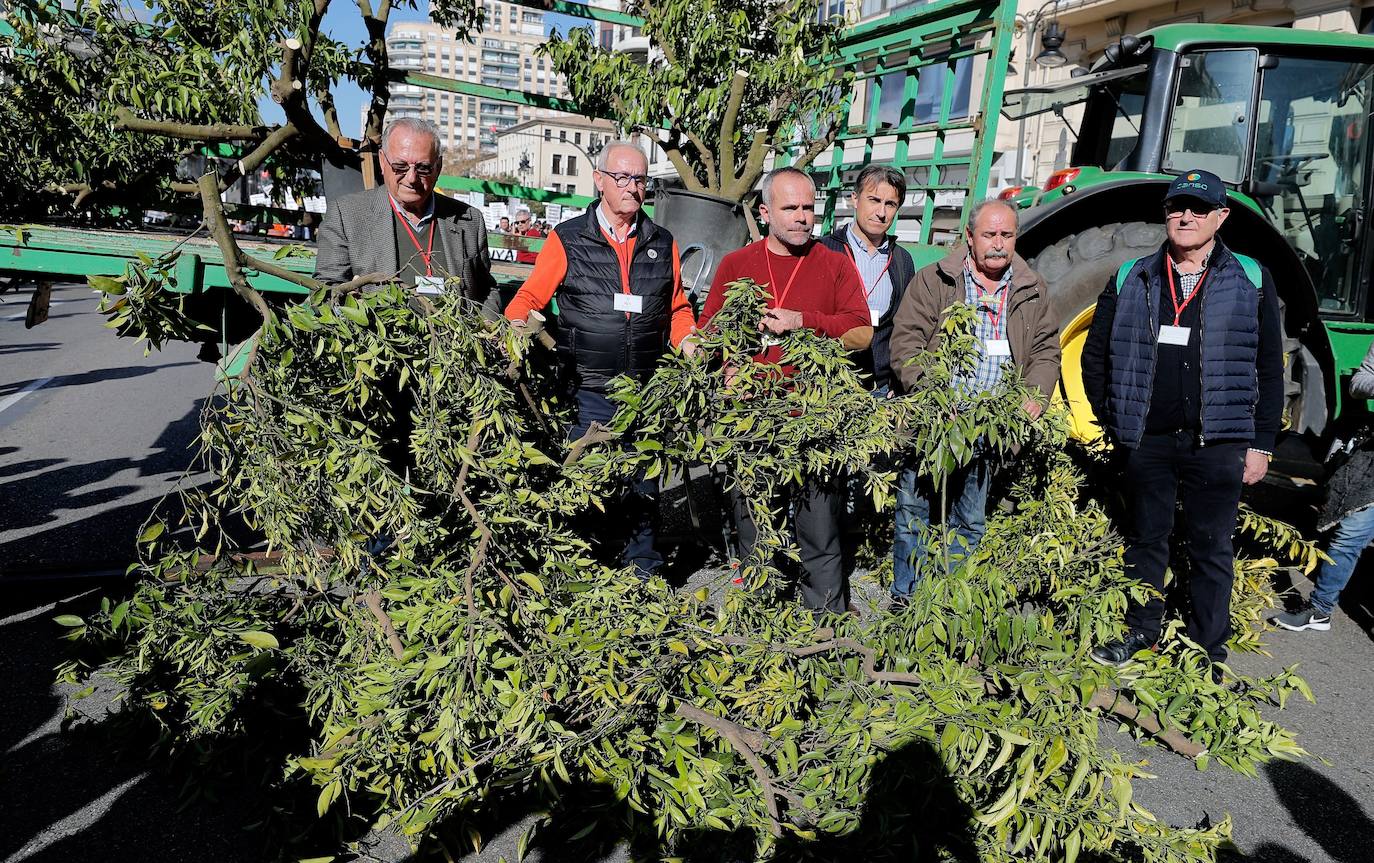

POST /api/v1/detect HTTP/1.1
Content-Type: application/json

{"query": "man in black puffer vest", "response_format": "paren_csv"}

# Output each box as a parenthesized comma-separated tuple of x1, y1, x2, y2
(506, 142, 697, 578)
(817, 164, 916, 396)
(1082, 170, 1284, 681)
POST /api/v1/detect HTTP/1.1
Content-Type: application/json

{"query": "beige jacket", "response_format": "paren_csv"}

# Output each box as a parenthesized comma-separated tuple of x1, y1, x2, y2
(888, 246, 1061, 400)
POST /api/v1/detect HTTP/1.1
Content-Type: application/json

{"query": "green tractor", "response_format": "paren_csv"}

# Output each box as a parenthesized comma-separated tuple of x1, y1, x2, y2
(1002, 24, 1374, 442)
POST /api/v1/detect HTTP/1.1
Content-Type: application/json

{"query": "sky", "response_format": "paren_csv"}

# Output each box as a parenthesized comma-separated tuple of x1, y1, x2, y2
(256, 1, 584, 139)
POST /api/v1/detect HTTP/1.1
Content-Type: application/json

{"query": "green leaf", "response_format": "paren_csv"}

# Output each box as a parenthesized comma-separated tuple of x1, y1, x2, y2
(53, 614, 85, 627)
(138, 521, 165, 543)
(240, 631, 279, 650)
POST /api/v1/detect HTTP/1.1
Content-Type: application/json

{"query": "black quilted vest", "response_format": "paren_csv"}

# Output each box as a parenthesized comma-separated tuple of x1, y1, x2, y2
(552, 209, 676, 391)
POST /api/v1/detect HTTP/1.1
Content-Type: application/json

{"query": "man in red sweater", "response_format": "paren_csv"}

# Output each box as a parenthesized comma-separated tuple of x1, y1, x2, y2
(699, 166, 871, 612)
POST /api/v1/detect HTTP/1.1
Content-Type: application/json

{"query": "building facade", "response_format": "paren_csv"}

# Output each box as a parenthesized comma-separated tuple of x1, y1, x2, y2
(371, 4, 571, 160)
(480, 116, 619, 196)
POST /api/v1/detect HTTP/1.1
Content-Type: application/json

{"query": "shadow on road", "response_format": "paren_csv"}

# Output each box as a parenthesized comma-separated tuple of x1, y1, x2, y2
(398, 737, 978, 862)
(0, 584, 266, 863)
(1264, 759, 1374, 863)
(0, 363, 198, 399)
(0, 342, 61, 356)
(0, 399, 207, 575)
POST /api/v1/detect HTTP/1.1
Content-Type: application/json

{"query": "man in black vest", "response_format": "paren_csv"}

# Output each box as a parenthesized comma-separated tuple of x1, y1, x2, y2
(1081, 170, 1284, 680)
(505, 142, 697, 578)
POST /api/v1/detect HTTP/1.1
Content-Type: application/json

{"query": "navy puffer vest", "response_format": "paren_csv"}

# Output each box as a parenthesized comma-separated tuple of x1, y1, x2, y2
(1107, 243, 1261, 447)
(552, 210, 676, 391)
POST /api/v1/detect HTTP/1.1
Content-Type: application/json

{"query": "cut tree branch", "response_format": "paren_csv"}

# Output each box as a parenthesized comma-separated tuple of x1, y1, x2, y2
(676, 703, 783, 837)
(564, 422, 616, 466)
(363, 589, 406, 659)
(658, 130, 708, 194)
(681, 128, 719, 191)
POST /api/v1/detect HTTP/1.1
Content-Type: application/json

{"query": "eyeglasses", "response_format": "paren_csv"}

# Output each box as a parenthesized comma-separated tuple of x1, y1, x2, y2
(1164, 200, 1218, 218)
(513, 219, 530, 226)
(385, 159, 437, 178)
(599, 170, 649, 188)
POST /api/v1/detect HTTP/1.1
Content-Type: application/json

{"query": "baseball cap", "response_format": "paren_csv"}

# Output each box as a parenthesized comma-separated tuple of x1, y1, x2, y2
(1164, 170, 1227, 208)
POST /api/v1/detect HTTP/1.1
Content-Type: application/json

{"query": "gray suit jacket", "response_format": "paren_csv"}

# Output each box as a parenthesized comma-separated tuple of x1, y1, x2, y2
(314, 186, 497, 306)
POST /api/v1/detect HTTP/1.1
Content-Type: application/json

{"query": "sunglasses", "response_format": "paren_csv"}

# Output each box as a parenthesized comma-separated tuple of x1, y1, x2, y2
(1164, 199, 1219, 217)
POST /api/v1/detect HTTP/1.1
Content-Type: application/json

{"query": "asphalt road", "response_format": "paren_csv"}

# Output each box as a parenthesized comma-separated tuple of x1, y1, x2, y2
(2, 284, 1372, 862)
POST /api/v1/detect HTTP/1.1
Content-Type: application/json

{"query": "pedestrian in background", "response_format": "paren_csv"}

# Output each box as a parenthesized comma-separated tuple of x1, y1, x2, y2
(1275, 340, 1374, 632)
(699, 166, 872, 613)
(1082, 170, 1284, 681)
(886, 198, 1060, 603)
(505, 141, 696, 579)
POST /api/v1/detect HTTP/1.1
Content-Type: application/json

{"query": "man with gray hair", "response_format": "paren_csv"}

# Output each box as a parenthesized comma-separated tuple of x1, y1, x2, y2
(886, 197, 1060, 603)
(504, 140, 697, 579)
(315, 117, 496, 307)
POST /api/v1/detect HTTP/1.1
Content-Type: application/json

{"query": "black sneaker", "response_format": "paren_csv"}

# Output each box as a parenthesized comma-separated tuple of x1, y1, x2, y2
(1089, 632, 1158, 667)
(1273, 604, 1332, 632)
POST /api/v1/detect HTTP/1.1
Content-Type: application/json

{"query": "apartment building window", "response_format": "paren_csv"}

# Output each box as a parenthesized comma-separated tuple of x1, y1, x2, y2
(574, 132, 582, 145)
(566, 156, 578, 176)
(551, 154, 562, 174)
(544, 128, 552, 140)
(559, 130, 567, 142)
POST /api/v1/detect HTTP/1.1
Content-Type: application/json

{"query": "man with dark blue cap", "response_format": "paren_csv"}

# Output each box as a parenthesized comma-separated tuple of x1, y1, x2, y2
(1080, 169, 1284, 683)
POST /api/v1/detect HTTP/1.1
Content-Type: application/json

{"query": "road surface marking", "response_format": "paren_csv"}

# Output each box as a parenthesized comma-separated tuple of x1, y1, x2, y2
(4, 299, 82, 322)
(0, 376, 55, 415)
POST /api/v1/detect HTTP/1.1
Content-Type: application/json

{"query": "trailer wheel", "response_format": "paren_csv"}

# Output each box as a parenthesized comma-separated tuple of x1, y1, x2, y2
(1028, 221, 1166, 441)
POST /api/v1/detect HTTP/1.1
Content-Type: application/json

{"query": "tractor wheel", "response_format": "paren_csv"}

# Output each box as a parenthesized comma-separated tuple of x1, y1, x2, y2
(1028, 221, 1167, 441)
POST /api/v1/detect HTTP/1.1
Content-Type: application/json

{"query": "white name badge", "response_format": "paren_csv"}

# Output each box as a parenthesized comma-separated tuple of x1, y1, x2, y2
(984, 338, 1012, 357)
(870, 309, 881, 327)
(1158, 325, 1192, 346)
(415, 276, 445, 295)
(613, 293, 644, 313)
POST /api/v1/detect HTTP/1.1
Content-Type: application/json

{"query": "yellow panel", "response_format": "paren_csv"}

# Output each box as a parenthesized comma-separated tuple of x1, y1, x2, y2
(1054, 303, 1105, 443)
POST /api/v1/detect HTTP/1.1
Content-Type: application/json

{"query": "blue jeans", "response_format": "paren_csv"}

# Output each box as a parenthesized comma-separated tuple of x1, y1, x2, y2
(570, 389, 662, 578)
(891, 456, 992, 598)
(1311, 505, 1374, 614)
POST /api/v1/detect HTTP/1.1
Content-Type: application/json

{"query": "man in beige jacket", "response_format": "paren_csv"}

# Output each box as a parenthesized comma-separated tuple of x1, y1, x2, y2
(887, 198, 1060, 602)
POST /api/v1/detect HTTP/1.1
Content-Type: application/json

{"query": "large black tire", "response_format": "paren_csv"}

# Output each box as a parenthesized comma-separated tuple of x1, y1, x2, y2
(1028, 221, 1167, 328)
(1029, 220, 1304, 439)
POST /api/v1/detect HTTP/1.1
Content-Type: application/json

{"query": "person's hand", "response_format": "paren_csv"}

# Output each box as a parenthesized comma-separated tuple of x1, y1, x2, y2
(1243, 449, 1270, 485)
(509, 317, 526, 330)
(759, 308, 804, 335)
(680, 334, 699, 358)
(1022, 398, 1043, 420)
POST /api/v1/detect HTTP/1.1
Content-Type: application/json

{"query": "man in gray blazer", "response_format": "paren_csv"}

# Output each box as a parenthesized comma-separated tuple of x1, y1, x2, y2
(315, 117, 497, 307)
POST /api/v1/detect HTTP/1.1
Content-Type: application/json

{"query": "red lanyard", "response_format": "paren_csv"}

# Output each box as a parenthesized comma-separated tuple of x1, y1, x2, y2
(389, 197, 436, 276)
(969, 266, 1010, 337)
(843, 242, 893, 301)
(764, 242, 809, 308)
(1165, 259, 1207, 326)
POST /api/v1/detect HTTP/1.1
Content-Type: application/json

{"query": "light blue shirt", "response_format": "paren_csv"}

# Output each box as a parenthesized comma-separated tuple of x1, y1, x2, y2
(389, 193, 436, 227)
(595, 203, 637, 242)
(845, 223, 894, 321)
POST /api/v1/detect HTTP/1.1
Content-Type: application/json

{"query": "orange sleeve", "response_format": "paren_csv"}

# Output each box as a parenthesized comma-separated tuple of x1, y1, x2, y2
(668, 240, 697, 347)
(504, 230, 568, 321)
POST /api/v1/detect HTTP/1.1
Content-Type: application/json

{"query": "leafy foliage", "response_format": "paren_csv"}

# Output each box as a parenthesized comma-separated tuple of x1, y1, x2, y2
(541, 0, 852, 199)
(61, 280, 1314, 861)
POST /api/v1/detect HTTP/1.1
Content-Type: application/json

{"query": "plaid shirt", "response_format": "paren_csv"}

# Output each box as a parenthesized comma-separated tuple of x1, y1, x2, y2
(956, 257, 1013, 395)
(1169, 245, 1213, 300)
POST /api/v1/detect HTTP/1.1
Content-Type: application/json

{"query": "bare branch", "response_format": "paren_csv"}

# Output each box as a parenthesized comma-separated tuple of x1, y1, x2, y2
(658, 130, 708, 194)
(718, 70, 749, 187)
(676, 703, 784, 837)
(112, 107, 273, 143)
(197, 172, 274, 323)
(564, 422, 616, 466)
(681, 128, 718, 190)
(362, 590, 406, 659)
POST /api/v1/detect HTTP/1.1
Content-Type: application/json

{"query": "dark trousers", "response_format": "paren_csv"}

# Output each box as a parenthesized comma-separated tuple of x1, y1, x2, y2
(570, 389, 662, 578)
(1121, 432, 1247, 662)
(731, 480, 846, 613)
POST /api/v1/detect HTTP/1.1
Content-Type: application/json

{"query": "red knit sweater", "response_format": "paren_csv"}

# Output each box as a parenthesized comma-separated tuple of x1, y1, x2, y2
(700, 239, 869, 342)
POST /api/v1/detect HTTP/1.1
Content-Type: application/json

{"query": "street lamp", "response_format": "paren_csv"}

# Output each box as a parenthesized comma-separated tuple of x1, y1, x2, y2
(1014, 0, 1069, 185)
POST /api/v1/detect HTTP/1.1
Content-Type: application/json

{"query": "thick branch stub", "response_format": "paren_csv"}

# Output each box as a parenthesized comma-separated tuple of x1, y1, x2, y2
(363, 590, 407, 660)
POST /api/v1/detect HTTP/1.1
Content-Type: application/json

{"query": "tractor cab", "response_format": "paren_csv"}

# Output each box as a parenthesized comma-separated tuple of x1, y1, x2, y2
(1005, 25, 1374, 436)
